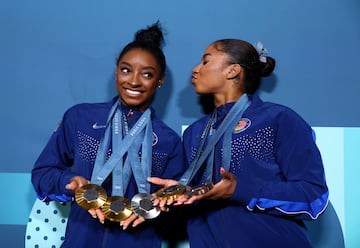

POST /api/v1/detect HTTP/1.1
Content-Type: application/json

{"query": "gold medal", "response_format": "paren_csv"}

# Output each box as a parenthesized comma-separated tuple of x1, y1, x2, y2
(155, 184, 186, 201)
(101, 196, 133, 222)
(75, 184, 107, 210)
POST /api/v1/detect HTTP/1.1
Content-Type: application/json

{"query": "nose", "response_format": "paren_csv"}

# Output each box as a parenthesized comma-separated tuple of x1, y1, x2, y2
(128, 80, 140, 87)
(127, 74, 141, 87)
(192, 64, 200, 74)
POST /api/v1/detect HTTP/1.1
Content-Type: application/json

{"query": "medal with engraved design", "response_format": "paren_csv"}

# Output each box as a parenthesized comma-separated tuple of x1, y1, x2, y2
(131, 193, 160, 219)
(155, 184, 186, 201)
(101, 196, 133, 222)
(75, 184, 107, 210)
(185, 182, 214, 196)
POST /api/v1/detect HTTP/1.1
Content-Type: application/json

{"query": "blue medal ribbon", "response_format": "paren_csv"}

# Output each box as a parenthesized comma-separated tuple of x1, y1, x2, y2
(122, 111, 153, 194)
(179, 94, 251, 185)
(91, 100, 152, 196)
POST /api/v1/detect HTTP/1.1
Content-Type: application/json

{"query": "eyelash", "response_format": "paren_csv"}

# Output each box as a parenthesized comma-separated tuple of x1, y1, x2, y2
(119, 68, 154, 79)
(143, 73, 153, 79)
(120, 67, 129, 73)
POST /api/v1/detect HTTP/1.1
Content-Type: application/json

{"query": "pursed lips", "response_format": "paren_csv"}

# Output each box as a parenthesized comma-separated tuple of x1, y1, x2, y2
(191, 75, 197, 84)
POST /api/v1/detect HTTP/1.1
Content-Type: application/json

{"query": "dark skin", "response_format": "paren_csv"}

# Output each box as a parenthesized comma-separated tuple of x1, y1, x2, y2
(149, 43, 244, 207)
(66, 48, 164, 229)
(148, 167, 237, 208)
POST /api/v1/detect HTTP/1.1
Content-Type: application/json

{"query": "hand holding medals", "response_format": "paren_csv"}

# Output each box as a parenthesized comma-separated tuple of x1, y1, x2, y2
(75, 181, 213, 222)
(148, 177, 214, 207)
(75, 184, 161, 222)
(155, 182, 213, 201)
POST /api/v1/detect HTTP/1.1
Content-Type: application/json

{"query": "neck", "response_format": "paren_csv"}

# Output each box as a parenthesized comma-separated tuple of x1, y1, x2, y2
(213, 92, 245, 108)
(120, 101, 150, 113)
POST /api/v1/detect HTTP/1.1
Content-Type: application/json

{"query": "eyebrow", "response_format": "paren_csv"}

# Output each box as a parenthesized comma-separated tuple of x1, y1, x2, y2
(118, 61, 157, 71)
(202, 53, 211, 60)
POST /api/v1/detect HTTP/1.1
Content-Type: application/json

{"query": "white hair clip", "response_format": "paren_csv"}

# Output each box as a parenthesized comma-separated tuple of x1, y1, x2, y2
(254, 41, 268, 63)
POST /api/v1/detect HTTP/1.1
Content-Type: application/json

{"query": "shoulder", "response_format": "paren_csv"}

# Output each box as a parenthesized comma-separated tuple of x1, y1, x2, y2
(59, 98, 116, 132)
(183, 115, 210, 138)
(250, 95, 306, 121)
(63, 98, 115, 120)
(248, 95, 312, 132)
(66, 100, 113, 115)
(152, 117, 181, 140)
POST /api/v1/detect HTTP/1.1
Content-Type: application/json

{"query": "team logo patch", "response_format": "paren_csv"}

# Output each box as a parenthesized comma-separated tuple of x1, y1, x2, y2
(152, 132, 158, 146)
(233, 118, 251, 134)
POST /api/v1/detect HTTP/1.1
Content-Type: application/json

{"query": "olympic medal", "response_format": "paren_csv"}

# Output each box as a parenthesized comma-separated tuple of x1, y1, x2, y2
(102, 196, 133, 222)
(155, 184, 186, 201)
(75, 184, 107, 210)
(131, 193, 161, 219)
(187, 182, 214, 196)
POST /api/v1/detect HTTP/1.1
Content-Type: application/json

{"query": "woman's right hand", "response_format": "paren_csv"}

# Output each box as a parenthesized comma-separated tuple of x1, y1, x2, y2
(65, 176, 106, 222)
(65, 176, 90, 192)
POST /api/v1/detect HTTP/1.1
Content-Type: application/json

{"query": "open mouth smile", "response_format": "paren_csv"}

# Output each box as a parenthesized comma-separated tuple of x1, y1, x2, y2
(125, 89, 142, 96)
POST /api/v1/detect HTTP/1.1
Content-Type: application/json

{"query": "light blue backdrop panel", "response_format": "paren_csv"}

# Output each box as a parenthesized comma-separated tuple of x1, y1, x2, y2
(0, 173, 35, 225)
(344, 128, 360, 248)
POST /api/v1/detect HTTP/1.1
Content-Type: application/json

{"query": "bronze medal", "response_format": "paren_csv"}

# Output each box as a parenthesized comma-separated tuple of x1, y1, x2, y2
(155, 184, 186, 201)
(186, 182, 214, 196)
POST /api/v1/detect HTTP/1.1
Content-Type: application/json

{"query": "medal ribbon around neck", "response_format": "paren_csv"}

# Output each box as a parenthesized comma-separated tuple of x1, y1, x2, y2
(120, 110, 153, 194)
(179, 94, 251, 185)
(91, 100, 152, 196)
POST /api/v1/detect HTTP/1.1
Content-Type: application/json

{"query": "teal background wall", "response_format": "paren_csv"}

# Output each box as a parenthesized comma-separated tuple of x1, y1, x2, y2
(1, 0, 359, 247)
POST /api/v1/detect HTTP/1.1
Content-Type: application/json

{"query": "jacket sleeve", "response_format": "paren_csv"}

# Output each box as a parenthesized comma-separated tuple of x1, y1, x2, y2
(231, 109, 329, 220)
(31, 109, 78, 202)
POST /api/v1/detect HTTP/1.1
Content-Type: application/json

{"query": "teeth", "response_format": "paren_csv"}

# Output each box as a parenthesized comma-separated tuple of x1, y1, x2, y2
(126, 89, 141, 95)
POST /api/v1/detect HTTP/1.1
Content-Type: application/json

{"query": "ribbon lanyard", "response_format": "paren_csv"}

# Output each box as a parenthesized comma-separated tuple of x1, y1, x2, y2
(91, 100, 151, 196)
(121, 111, 153, 194)
(179, 94, 251, 185)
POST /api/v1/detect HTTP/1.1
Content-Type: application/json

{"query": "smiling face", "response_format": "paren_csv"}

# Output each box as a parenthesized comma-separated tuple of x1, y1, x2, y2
(116, 48, 163, 111)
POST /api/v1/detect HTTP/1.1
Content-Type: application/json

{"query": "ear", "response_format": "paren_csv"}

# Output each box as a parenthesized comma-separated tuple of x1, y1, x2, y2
(157, 77, 164, 88)
(226, 64, 242, 80)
